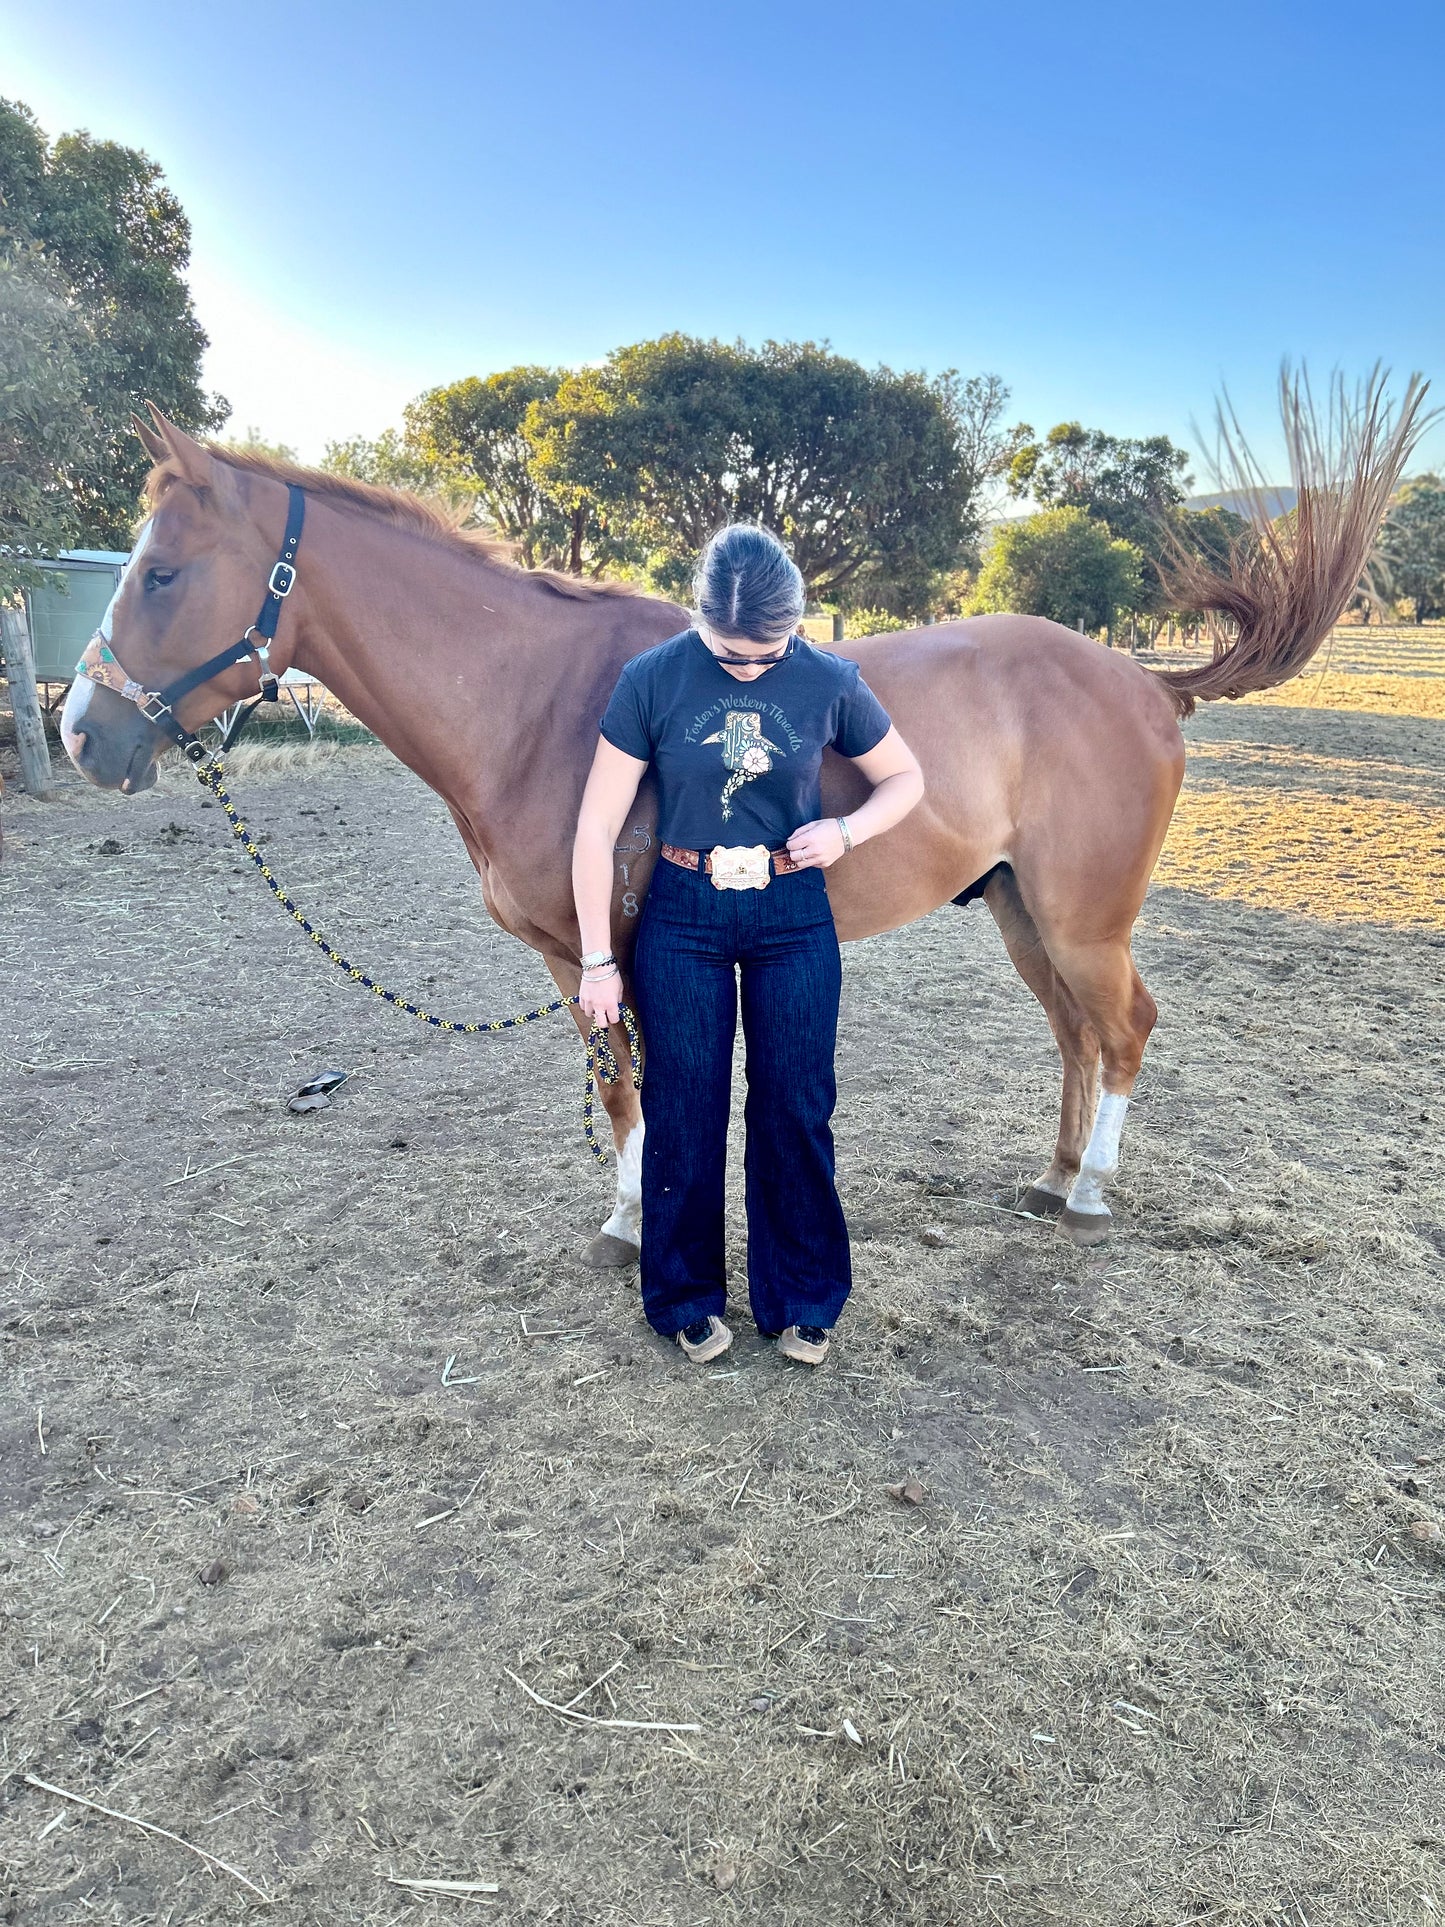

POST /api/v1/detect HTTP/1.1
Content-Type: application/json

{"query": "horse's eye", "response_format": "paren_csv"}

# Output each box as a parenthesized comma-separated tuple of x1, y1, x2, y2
(144, 567, 177, 591)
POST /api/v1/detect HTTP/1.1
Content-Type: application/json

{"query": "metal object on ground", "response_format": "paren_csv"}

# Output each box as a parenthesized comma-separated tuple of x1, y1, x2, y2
(294, 1069, 348, 1098)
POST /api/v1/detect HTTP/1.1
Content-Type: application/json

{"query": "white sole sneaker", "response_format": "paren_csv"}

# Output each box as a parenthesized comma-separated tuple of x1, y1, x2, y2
(777, 1325, 830, 1366)
(676, 1315, 733, 1364)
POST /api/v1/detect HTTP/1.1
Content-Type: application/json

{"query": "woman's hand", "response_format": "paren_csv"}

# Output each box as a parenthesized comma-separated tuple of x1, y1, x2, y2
(573, 734, 646, 1033)
(785, 817, 848, 869)
(578, 965, 623, 1027)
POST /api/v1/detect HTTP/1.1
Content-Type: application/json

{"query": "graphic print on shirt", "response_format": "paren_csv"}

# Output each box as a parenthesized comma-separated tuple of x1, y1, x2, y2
(701, 709, 786, 823)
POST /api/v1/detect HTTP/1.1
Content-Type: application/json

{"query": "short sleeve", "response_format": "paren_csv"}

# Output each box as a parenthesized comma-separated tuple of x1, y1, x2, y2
(598, 661, 653, 761)
(832, 666, 892, 757)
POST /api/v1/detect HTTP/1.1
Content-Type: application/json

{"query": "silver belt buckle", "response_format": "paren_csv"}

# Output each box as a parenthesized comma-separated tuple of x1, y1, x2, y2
(709, 843, 771, 890)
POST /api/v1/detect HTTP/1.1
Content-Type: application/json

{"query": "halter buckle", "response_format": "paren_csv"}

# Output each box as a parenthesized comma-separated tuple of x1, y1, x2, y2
(138, 692, 173, 727)
(248, 633, 281, 701)
(268, 561, 296, 597)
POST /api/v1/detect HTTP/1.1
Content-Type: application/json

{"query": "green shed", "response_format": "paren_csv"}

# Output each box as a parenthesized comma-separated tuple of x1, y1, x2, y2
(22, 550, 129, 687)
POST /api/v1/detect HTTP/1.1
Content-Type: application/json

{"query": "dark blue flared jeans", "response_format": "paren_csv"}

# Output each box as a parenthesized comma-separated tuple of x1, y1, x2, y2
(631, 854, 851, 1337)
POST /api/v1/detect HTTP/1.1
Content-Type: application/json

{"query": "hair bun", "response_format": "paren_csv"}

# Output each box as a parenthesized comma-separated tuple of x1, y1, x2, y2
(694, 524, 805, 645)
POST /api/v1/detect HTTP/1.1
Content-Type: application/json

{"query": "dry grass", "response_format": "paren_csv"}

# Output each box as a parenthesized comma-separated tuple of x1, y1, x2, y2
(219, 734, 388, 779)
(1157, 626, 1445, 930)
(1156, 622, 1445, 721)
(1, 626, 1442, 1923)
(1159, 784, 1445, 930)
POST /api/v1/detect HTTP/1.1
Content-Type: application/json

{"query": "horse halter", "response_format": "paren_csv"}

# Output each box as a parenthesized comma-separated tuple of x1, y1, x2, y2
(74, 484, 306, 765)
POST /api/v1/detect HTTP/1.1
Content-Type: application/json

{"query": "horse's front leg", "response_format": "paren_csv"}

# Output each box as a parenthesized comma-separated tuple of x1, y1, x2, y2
(543, 955, 644, 1269)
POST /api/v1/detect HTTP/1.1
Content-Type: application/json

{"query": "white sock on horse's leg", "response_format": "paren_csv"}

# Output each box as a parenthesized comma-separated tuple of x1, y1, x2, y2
(1065, 1091, 1129, 1219)
(600, 1117, 644, 1248)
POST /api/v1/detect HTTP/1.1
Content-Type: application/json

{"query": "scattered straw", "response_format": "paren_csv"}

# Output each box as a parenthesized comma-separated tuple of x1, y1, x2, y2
(22, 1774, 273, 1903)
(415, 1470, 486, 1531)
(386, 1874, 500, 1896)
(506, 1669, 701, 1735)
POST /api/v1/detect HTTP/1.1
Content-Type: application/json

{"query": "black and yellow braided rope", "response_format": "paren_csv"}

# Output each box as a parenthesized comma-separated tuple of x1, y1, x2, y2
(195, 757, 640, 1164)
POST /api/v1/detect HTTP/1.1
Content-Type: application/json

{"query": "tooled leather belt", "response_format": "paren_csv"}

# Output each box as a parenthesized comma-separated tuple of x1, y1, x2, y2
(661, 842, 803, 877)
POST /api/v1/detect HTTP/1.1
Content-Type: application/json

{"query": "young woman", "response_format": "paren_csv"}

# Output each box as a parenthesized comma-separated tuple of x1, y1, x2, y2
(572, 526, 924, 1366)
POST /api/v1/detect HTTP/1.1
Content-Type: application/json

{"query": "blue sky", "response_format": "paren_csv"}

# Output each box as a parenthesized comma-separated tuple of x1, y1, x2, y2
(5, 0, 1442, 476)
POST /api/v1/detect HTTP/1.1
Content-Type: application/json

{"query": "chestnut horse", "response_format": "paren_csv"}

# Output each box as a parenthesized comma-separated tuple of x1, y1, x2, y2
(61, 378, 1426, 1263)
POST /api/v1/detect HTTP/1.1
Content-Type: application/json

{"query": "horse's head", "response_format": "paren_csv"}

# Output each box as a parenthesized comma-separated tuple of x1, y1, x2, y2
(61, 411, 303, 792)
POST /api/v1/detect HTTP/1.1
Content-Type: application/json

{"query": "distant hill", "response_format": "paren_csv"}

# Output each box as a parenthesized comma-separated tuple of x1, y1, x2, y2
(992, 485, 1300, 528)
(1186, 487, 1297, 520)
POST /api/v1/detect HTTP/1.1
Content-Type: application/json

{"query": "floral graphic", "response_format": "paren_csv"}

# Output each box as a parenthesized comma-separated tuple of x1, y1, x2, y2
(702, 710, 785, 821)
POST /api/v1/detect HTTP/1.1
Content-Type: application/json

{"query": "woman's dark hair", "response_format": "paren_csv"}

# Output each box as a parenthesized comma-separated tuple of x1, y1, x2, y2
(693, 523, 805, 643)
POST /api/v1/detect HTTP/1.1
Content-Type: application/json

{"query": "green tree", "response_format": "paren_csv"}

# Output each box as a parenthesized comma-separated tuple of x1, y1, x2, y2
(968, 507, 1144, 633)
(1374, 474, 1445, 621)
(935, 371, 1033, 552)
(221, 426, 298, 463)
(843, 607, 909, 638)
(1158, 502, 1253, 625)
(320, 424, 504, 535)
(1009, 421, 1191, 611)
(0, 251, 96, 597)
(403, 369, 601, 569)
(0, 98, 227, 545)
(320, 428, 438, 493)
(526, 334, 977, 606)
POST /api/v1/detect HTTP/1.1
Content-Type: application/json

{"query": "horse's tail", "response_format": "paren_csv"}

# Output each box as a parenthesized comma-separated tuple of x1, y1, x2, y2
(1150, 366, 1433, 719)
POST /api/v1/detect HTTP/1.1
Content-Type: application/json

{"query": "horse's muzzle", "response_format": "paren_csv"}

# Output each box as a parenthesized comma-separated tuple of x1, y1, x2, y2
(61, 676, 164, 793)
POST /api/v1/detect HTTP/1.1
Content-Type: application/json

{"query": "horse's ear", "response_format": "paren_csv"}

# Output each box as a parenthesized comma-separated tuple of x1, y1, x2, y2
(132, 411, 168, 464)
(145, 405, 215, 491)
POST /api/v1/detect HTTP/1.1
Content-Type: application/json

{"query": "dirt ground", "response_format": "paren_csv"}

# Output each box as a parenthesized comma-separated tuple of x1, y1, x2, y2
(2, 628, 1443, 1925)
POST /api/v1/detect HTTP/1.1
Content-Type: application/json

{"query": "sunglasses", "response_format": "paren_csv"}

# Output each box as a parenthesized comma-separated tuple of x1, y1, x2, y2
(706, 635, 794, 666)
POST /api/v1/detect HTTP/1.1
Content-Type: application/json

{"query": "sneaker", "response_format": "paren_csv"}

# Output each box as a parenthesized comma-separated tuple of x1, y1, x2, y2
(777, 1325, 830, 1366)
(676, 1315, 733, 1364)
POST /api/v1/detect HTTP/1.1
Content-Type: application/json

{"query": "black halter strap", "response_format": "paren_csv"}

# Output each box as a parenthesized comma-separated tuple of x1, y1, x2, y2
(253, 483, 305, 648)
(138, 485, 306, 758)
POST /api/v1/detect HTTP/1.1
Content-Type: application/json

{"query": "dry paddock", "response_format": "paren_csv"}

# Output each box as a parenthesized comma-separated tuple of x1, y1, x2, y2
(1, 627, 1443, 1926)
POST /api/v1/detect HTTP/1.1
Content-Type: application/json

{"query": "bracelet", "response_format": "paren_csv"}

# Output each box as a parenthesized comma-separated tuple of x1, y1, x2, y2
(581, 949, 616, 969)
(581, 962, 620, 978)
(836, 816, 853, 854)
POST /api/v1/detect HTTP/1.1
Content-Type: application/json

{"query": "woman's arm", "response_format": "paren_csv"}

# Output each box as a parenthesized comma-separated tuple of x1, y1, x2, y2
(785, 725, 924, 870)
(572, 735, 649, 1024)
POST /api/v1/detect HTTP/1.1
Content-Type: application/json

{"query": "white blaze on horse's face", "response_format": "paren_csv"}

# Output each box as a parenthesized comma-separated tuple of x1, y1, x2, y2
(59, 666, 95, 751)
(60, 517, 159, 786)
(61, 520, 154, 759)
(99, 517, 154, 642)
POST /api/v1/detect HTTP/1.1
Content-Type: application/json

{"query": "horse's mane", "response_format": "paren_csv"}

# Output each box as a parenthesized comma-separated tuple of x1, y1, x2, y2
(145, 446, 641, 601)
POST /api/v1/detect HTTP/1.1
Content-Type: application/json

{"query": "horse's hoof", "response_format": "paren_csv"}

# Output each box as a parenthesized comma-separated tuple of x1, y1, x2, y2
(1020, 1184, 1067, 1218)
(580, 1231, 640, 1270)
(1061, 1206, 1113, 1247)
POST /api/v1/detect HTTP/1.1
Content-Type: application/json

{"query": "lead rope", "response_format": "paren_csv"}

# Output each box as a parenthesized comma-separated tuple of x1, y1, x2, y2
(194, 756, 640, 1163)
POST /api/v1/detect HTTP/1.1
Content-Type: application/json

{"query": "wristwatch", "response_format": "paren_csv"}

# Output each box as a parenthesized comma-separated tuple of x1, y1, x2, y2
(581, 949, 616, 968)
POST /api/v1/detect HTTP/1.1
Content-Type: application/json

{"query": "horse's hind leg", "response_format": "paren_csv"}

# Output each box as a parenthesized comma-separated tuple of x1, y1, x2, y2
(983, 869, 1100, 1218)
(1038, 934, 1158, 1246)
